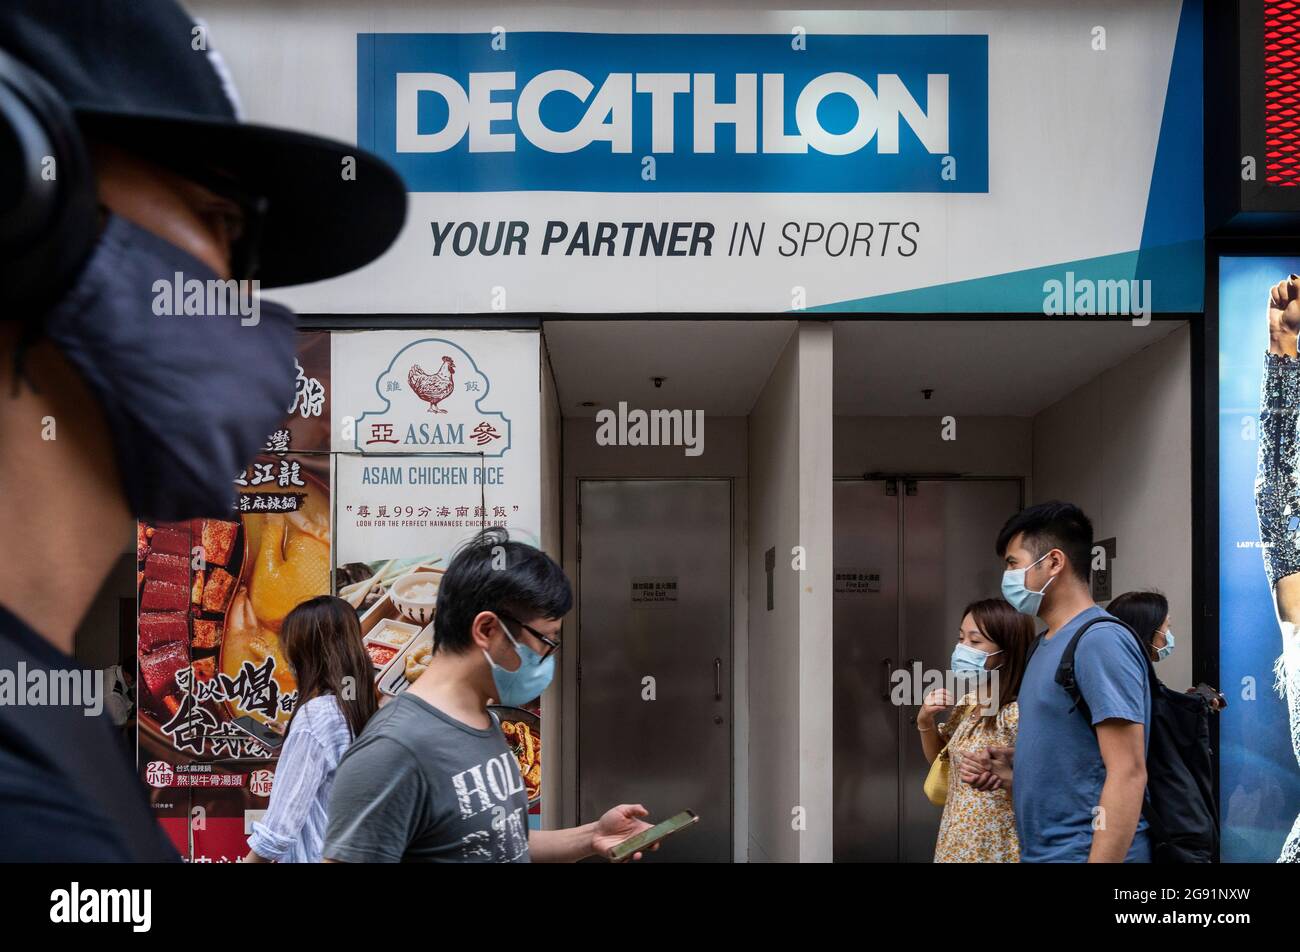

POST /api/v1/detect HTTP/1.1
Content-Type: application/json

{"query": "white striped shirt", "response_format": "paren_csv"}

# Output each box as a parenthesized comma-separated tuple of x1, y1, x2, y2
(248, 694, 353, 863)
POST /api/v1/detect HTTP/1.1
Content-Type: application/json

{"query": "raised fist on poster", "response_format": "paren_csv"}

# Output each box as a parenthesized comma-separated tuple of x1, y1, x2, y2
(1267, 274, 1300, 357)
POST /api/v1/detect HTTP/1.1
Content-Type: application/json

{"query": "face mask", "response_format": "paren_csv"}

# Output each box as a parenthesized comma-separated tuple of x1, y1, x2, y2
(40, 214, 296, 521)
(1001, 552, 1055, 617)
(1156, 630, 1175, 661)
(483, 617, 555, 707)
(951, 642, 1001, 674)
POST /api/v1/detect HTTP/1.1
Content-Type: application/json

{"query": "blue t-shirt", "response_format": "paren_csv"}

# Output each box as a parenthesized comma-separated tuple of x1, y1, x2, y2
(1013, 605, 1152, 862)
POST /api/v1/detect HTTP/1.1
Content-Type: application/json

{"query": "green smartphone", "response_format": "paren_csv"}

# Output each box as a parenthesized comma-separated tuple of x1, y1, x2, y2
(607, 810, 698, 862)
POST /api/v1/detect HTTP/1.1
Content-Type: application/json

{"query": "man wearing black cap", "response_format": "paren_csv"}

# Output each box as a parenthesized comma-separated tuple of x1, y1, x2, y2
(0, 1, 405, 860)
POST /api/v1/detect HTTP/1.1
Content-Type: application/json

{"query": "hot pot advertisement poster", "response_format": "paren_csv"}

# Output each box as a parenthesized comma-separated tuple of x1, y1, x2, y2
(136, 332, 331, 862)
(1219, 257, 1300, 863)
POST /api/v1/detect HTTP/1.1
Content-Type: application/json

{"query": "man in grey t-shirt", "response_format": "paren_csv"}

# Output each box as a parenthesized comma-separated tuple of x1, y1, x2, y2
(324, 529, 658, 863)
(325, 692, 532, 862)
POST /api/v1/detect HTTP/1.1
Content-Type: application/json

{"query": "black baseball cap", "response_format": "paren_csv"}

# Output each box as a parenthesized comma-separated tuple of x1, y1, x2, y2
(0, 0, 407, 288)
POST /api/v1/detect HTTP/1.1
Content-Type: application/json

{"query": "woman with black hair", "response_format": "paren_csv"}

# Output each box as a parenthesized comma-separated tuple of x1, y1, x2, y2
(1109, 591, 1229, 715)
(1107, 591, 1175, 665)
(919, 598, 1036, 862)
(244, 595, 379, 863)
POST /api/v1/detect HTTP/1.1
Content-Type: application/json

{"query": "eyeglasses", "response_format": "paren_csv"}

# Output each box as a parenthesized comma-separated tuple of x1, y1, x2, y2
(496, 611, 561, 661)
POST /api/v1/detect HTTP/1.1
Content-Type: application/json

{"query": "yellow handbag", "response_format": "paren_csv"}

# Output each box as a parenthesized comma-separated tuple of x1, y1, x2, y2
(923, 705, 970, 807)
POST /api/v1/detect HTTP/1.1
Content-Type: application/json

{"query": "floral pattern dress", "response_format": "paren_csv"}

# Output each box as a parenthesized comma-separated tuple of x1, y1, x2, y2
(933, 694, 1020, 863)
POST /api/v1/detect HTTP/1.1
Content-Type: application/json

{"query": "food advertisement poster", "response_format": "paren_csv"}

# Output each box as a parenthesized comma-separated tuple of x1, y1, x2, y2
(1219, 258, 1300, 862)
(331, 329, 543, 819)
(137, 332, 331, 862)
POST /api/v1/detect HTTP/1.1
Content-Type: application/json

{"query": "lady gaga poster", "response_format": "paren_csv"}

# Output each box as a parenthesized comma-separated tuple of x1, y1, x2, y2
(1220, 257, 1300, 862)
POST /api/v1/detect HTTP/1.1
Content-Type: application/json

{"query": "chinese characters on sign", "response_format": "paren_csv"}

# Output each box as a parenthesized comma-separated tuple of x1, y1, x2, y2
(137, 331, 333, 861)
(160, 662, 292, 759)
(834, 570, 882, 595)
(631, 577, 679, 606)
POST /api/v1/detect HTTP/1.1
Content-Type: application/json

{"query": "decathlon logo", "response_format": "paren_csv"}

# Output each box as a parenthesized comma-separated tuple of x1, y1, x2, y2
(358, 32, 988, 192)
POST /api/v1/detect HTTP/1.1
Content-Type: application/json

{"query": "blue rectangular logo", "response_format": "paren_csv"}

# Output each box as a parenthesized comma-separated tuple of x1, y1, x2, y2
(357, 32, 988, 193)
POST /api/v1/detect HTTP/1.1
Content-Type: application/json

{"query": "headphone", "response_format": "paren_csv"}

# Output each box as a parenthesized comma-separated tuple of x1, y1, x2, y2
(0, 48, 98, 320)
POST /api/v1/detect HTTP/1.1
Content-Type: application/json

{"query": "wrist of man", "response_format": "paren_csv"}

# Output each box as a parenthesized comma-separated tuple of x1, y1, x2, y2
(581, 821, 601, 860)
(1269, 329, 1299, 357)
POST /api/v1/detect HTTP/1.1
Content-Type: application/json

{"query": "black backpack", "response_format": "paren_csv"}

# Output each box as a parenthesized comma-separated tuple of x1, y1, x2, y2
(1024, 616, 1218, 863)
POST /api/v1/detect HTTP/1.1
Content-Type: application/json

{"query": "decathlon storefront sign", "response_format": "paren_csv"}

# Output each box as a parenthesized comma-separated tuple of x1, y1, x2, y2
(202, 2, 1202, 314)
(359, 33, 988, 193)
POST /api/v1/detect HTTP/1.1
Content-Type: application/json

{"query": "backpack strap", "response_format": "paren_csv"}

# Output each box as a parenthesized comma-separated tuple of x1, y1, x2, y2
(1057, 615, 1157, 725)
(1056, 614, 1167, 850)
(1057, 617, 1109, 723)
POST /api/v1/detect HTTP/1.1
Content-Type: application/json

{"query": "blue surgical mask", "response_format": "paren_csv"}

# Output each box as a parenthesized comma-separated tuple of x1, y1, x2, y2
(951, 642, 1002, 674)
(41, 213, 296, 520)
(1001, 552, 1055, 617)
(1156, 630, 1175, 661)
(483, 618, 555, 706)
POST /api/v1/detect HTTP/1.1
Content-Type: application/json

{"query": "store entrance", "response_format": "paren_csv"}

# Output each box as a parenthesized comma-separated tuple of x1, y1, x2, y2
(576, 479, 733, 862)
(831, 317, 1194, 862)
(832, 478, 1022, 862)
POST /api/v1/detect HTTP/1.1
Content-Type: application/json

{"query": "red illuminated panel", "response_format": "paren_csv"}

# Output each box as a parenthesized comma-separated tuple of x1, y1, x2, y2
(1266, 2, 1300, 185)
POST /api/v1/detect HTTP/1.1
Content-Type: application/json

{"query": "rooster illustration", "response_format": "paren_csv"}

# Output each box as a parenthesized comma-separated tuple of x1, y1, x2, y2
(408, 356, 456, 413)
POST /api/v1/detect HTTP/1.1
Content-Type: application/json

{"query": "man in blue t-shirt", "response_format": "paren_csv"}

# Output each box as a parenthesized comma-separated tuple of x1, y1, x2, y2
(966, 501, 1151, 862)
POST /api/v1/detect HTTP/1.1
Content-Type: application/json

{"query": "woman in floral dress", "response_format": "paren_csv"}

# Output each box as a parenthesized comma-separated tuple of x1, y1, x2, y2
(918, 598, 1035, 863)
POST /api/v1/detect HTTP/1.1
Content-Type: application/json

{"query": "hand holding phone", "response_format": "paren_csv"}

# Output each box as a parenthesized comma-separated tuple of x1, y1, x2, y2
(230, 714, 286, 750)
(606, 810, 699, 862)
(1190, 682, 1227, 711)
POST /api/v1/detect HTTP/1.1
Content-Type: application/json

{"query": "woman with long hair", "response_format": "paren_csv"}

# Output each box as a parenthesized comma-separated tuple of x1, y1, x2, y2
(1107, 590, 1174, 666)
(918, 597, 1036, 862)
(244, 595, 378, 863)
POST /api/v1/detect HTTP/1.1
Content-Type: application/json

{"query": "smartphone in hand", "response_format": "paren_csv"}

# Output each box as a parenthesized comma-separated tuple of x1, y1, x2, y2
(607, 810, 699, 862)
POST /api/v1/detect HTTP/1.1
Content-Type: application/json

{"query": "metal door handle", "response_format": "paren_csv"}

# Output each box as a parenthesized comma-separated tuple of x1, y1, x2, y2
(714, 657, 722, 700)
(881, 658, 894, 701)
(905, 658, 920, 713)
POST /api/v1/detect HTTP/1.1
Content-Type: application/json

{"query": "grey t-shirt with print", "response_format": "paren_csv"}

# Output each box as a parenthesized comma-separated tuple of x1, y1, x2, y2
(323, 693, 530, 862)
